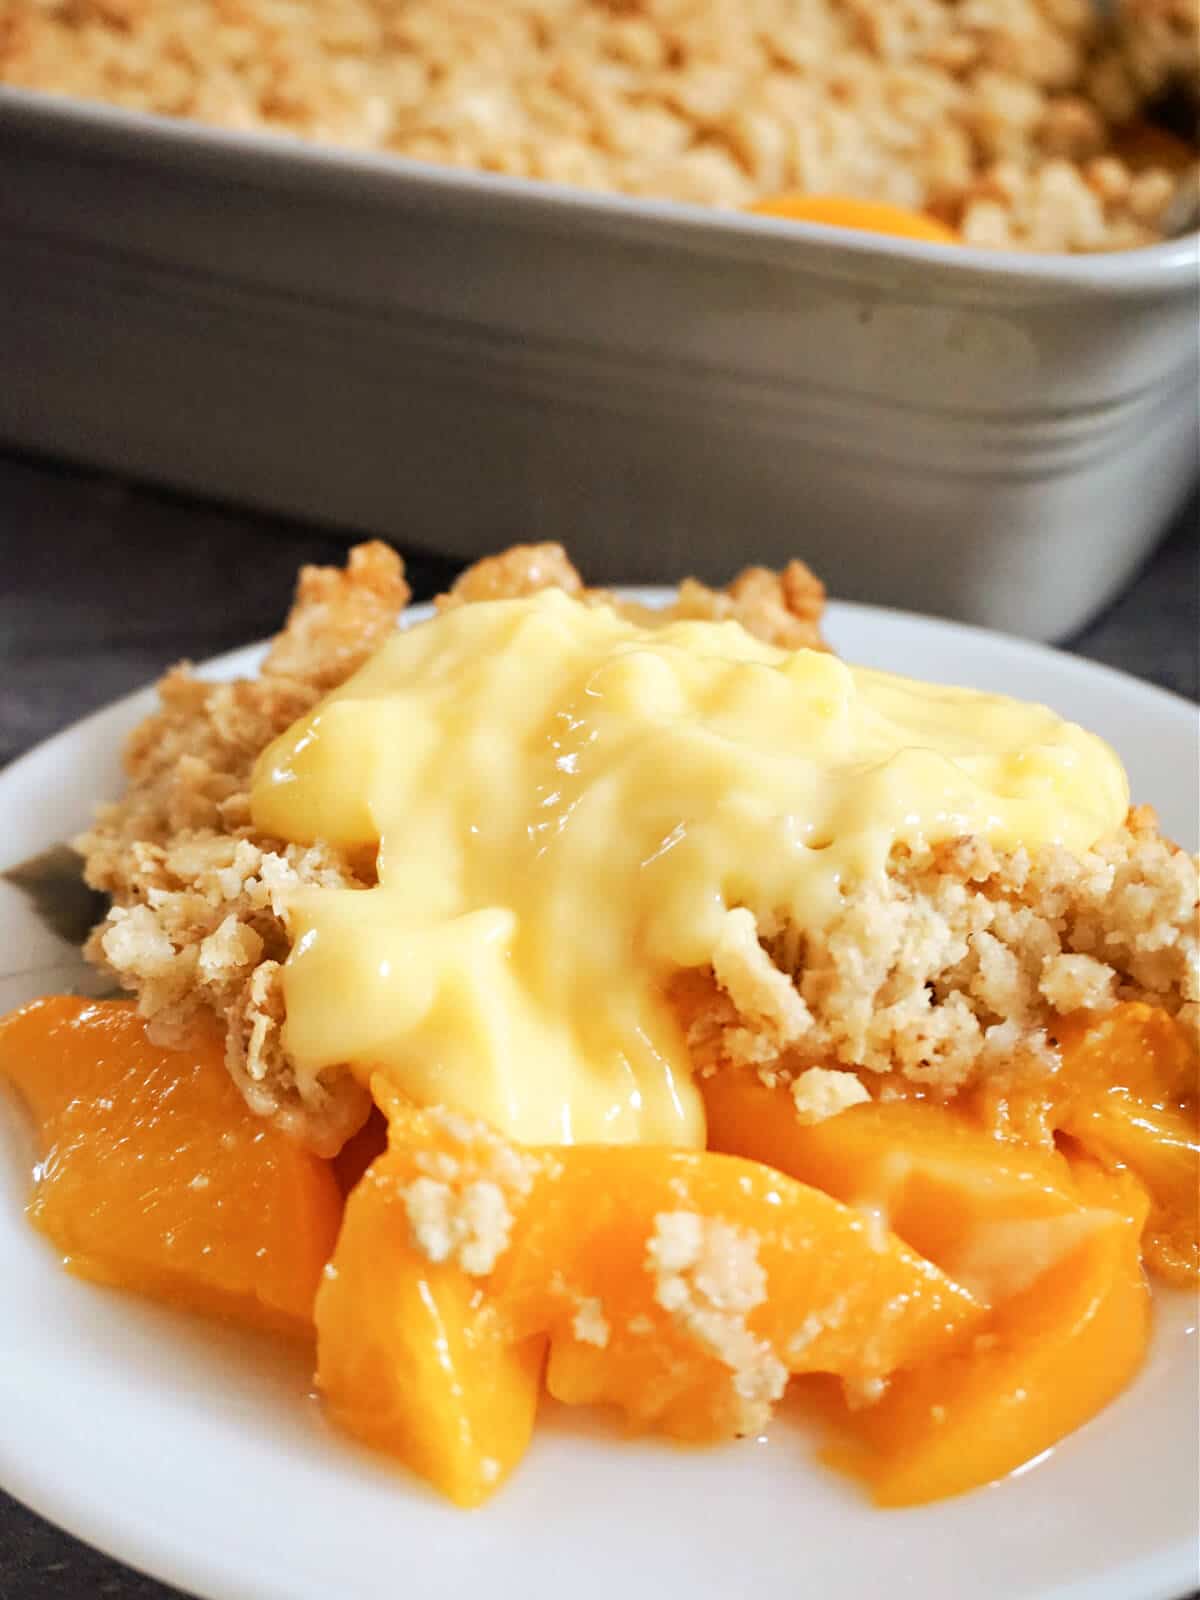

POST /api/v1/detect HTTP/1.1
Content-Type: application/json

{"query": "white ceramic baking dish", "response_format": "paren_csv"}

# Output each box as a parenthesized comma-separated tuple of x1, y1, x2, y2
(1, 87, 1196, 639)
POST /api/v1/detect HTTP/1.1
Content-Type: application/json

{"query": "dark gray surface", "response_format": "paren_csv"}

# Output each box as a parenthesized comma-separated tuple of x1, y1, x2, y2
(0, 448, 1196, 1600)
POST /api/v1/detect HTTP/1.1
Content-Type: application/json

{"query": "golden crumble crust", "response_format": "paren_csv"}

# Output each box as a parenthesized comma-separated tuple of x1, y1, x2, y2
(76, 539, 1198, 1151)
(2, 0, 1194, 252)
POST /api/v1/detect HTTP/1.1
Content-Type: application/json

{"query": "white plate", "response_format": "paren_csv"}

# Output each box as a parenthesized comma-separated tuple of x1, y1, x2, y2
(1, 595, 1197, 1600)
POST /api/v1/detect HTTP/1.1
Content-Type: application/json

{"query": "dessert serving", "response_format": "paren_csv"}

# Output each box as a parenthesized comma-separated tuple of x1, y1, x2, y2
(0, 541, 1196, 1510)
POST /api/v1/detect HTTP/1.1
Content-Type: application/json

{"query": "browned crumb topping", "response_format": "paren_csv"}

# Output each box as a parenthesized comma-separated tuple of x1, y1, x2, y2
(2, 1, 1195, 252)
(437, 541, 829, 655)
(76, 539, 831, 1150)
(435, 543, 587, 609)
(667, 563, 830, 653)
(677, 806, 1199, 1128)
(258, 539, 414, 693)
(76, 540, 409, 1154)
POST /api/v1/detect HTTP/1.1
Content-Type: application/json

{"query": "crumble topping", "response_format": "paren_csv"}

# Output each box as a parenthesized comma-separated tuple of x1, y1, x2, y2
(3, 0, 1194, 252)
(396, 1105, 538, 1277)
(712, 907, 813, 1049)
(646, 1211, 788, 1436)
(435, 543, 586, 610)
(571, 1296, 611, 1349)
(75, 538, 1198, 1154)
(790, 1066, 871, 1125)
(402, 1176, 515, 1277)
(437, 542, 829, 656)
(665, 563, 830, 653)
(1039, 952, 1117, 1014)
(682, 810, 1199, 1121)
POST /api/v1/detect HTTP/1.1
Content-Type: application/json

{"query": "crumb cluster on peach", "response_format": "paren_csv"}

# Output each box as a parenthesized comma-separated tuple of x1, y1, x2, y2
(1, 540, 1195, 1511)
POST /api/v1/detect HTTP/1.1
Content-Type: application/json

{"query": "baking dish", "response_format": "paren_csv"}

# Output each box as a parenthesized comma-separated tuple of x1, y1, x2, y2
(1, 87, 1196, 640)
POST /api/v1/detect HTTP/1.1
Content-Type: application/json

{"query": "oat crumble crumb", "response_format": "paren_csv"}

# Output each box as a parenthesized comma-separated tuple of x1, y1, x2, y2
(713, 908, 813, 1048)
(402, 1175, 515, 1278)
(646, 1211, 787, 1436)
(789, 1066, 871, 1125)
(572, 1297, 611, 1349)
(398, 1106, 539, 1276)
(677, 815, 1198, 1113)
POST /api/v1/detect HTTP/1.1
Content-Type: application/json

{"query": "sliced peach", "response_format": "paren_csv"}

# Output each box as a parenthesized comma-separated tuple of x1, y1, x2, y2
(0, 996, 342, 1334)
(701, 1074, 1094, 1304)
(314, 1150, 546, 1507)
(353, 1084, 982, 1469)
(507, 1145, 981, 1439)
(1053, 1004, 1199, 1284)
(817, 1162, 1150, 1505)
(747, 193, 959, 244)
(1062, 1106, 1196, 1284)
(703, 1004, 1198, 1287)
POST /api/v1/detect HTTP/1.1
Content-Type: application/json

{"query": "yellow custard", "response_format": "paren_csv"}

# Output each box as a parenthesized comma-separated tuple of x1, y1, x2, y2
(251, 591, 1128, 1146)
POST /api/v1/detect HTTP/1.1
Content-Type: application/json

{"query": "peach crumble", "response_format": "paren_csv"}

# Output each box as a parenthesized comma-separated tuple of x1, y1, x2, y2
(0, 538, 1195, 1509)
(3, 0, 1197, 251)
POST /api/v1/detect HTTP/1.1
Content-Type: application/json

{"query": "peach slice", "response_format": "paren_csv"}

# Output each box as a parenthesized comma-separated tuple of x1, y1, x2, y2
(704, 1069, 1156, 1502)
(496, 1143, 983, 1441)
(315, 1082, 982, 1501)
(0, 996, 342, 1334)
(701, 1074, 1098, 1304)
(315, 1147, 547, 1507)
(817, 1162, 1151, 1505)
(747, 193, 959, 244)
(1053, 1003, 1199, 1284)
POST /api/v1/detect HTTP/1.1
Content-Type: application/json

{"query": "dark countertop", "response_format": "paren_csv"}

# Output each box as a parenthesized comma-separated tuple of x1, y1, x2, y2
(0, 447, 1196, 1600)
